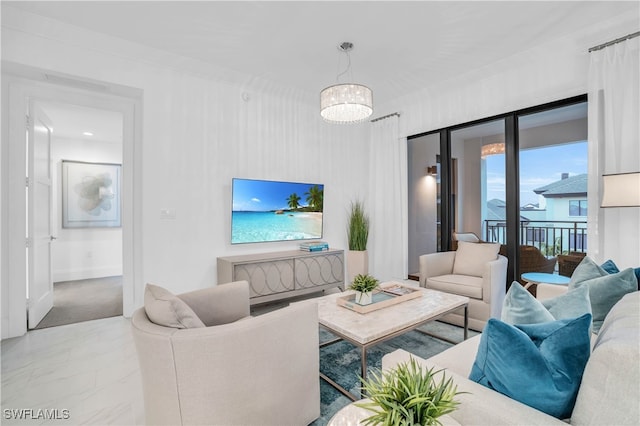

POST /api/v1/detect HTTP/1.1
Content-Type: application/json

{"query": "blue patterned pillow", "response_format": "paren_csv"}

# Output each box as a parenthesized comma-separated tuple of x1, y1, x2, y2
(469, 314, 592, 419)
(502, 282, 591, 325)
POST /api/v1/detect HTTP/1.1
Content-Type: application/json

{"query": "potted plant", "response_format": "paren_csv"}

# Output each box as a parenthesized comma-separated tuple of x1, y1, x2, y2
(349, 273, 379, 305)
(357, 357, 462, 425)
(347, 200, 370, 285)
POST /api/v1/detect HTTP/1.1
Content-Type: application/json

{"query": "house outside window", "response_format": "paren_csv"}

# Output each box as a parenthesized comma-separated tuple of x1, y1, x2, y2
(525, 227, 547, 243)
(570, 232, 588, 251)
(569, 199, 588, 216)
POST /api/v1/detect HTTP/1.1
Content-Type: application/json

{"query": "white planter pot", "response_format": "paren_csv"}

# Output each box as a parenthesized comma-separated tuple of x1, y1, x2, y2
(347, 250, 369, 287)
(354, 291, 373, 305)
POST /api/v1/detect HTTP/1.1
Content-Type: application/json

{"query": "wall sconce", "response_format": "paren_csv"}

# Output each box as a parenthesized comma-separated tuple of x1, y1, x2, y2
(425, 165, 438, 176)
(601, 172, 640, 207)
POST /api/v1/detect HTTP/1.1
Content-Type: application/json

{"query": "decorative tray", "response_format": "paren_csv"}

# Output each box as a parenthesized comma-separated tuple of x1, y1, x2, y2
(336, 281, 423, 314)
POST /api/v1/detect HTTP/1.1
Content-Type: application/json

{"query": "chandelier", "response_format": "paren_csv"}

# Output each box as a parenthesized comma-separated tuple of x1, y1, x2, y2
(320, 42, 373, 124)
(481, 142, 505, 158)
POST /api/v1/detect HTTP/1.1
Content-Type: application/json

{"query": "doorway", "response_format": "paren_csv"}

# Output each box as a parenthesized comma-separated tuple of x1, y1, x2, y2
(30, 101, 125, 329)
(2, 68, 141, 339)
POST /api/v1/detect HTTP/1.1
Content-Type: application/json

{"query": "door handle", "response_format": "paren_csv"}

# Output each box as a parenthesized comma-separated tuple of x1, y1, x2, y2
(50, 236, 57, 241)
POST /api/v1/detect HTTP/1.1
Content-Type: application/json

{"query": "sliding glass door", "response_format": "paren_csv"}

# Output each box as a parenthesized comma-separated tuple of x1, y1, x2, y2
(407, 133, 440, 277)
(407, 95, 588, 285)
(516, 101, 588, 280)
(450, 119, 506, 246)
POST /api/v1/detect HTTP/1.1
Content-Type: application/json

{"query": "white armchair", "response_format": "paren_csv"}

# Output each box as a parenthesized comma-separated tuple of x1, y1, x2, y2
(419, 241, 508, 331)
(131, 280, 320, 426)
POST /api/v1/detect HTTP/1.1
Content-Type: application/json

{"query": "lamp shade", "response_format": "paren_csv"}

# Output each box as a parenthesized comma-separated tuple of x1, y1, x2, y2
(601, 172, 640, 207)
(320, 83, 373, 124)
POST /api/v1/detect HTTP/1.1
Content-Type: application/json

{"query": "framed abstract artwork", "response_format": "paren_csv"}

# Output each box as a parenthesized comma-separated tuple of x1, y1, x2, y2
(62, 160, 121, 228)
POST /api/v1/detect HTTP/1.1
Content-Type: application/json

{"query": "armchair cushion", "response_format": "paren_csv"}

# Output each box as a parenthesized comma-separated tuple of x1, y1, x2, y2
(144, 283, 205, 329)
(428, 274, 483, 299)
(453, 241, 500, 278)
(501, 282, 591, 325)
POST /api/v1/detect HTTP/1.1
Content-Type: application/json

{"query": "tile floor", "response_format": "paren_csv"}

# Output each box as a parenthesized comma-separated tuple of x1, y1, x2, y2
(1, 316, 144, 425)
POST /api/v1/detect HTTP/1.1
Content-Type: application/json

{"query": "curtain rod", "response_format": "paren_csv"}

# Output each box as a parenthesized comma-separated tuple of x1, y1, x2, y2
(588, 31, 640, 52)
(370, 112, 400, 123)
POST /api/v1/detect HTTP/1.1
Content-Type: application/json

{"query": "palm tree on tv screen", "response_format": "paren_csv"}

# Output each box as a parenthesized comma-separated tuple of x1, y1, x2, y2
(287, 193, 301, 210)
(305, 185, 323, 212)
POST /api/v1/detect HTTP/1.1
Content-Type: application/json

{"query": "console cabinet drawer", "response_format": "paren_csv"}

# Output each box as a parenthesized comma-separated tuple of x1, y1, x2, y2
(217, 249, 344, 304)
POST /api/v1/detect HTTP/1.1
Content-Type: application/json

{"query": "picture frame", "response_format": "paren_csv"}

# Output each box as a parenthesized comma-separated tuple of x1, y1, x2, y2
(62, 160, 121, 228)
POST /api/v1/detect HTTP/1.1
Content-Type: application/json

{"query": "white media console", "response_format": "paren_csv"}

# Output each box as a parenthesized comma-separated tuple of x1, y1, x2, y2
(217, 248, 345, 305)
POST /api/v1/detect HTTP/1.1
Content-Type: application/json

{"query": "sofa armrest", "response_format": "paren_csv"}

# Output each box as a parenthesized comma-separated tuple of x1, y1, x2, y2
(482, 254, 508, 318)
(382, 349, 566, 426)
(178, 280, 250, 326)
(419, 251, 456, 286)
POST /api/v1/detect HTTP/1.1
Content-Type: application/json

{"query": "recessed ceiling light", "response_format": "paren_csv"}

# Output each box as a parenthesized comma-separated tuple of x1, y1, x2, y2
(83, 132, 94, 136)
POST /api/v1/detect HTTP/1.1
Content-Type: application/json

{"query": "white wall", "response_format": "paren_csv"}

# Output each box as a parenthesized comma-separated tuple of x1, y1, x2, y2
(50, 136, 123, 282)
(1, 6, 370, 308)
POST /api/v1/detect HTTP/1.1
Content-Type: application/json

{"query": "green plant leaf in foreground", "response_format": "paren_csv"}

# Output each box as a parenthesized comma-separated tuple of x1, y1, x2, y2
(356, 357, 465, 426)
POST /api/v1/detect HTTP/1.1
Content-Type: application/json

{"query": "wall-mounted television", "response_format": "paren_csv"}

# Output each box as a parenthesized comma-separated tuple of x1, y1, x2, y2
(231, 178, 324, 244)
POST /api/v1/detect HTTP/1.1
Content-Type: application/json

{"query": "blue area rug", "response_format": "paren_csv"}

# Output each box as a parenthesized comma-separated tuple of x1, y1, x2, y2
(310, 321, 476, 425)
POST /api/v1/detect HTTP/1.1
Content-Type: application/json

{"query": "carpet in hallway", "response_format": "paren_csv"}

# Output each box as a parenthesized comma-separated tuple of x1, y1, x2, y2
(33, 276, 123, 329)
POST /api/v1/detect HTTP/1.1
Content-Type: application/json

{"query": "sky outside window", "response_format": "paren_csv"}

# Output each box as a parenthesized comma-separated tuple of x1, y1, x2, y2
(485, 141, 588, 206)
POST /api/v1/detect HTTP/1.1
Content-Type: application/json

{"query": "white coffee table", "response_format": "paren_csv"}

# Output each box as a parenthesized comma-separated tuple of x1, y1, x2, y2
(309, 284, 469, 400)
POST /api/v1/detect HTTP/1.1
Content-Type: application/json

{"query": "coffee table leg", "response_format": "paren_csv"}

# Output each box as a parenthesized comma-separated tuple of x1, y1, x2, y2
(360, 346, 368, 398)
(361, 346, 367, 381)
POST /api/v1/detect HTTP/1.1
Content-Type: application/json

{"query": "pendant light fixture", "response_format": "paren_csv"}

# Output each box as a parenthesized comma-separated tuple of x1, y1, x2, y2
(320, 42, 373, 124)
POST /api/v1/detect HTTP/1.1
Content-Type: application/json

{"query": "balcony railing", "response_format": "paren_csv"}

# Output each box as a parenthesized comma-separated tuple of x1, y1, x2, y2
(483, 220, 588, 256)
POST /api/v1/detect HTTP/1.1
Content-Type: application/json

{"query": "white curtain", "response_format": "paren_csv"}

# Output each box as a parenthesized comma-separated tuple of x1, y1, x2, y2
(368, 115, 408, 281)
(587, 36, 640, 268)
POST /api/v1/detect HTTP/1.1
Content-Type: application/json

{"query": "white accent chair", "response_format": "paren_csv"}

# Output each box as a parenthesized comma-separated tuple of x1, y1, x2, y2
(419, 241, 508, 331)
(131, 280, 320, 426)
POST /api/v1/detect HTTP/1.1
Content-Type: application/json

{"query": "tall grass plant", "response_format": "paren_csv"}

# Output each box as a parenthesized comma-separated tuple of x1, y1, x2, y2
(348, 200, 369, 251)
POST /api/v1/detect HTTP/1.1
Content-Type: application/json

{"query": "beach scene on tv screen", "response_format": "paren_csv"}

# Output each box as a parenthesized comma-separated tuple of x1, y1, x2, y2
(232, 179, 324, 244)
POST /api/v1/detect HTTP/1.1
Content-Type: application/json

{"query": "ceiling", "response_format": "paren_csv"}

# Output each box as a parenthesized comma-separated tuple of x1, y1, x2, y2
(5, 1, 635, 139)
(7, 1, 638, 106)
(37, 101, 124, 143)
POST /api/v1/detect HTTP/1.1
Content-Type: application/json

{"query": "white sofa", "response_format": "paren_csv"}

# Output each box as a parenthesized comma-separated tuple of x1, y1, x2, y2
(131, 281, 320, 426)
(419, 242, 508, 331)
(382, 286, 640, 425)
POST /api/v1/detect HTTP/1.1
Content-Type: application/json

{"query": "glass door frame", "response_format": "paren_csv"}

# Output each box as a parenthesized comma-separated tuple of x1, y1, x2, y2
(408, 94, 587, 285)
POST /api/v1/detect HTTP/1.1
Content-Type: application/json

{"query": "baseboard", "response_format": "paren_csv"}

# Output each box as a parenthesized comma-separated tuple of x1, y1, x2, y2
(53, 266, 123, 283)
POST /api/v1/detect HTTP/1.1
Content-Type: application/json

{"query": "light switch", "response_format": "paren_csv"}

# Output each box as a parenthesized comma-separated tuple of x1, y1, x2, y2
(160, 208, 176, 220)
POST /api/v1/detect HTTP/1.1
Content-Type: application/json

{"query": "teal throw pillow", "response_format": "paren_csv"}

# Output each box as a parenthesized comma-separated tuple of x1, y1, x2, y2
(502, 282, 591, 325)
(600, 259, 640, 290)
(569, 257, 637, 331)
(600, 259, 619, 274)
(469, 314, 592, 419)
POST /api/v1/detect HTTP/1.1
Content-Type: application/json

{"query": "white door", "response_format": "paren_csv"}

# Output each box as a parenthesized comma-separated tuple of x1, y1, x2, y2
(27, 102, 54, 329)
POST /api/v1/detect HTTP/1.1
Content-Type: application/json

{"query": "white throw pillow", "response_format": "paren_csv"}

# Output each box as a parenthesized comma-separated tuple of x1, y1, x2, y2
(453, 241, 500, 277)
(144, 283, 206, 329)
